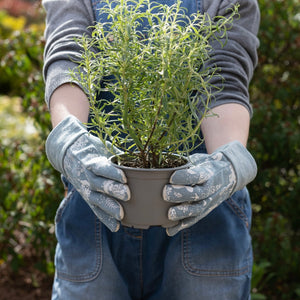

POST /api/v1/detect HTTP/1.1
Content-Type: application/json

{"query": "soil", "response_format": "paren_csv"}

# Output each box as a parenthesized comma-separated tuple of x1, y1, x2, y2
(112, 152, 188, 169)
(0, 260, 52, 300)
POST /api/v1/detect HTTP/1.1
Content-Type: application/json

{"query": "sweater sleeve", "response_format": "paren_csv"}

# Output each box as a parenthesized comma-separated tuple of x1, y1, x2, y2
(42, 0, 95, 107)
(42, 0, 260, 112)
(202, 0, 260, 115)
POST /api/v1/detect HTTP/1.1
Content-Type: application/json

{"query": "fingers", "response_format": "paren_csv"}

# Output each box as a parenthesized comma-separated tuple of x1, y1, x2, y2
(89, 203, 121, 232)
(169, 159, 228, 186)
(168, 199, 218, 221)
(170, 164, 211, 185)
(88, 172, 131, 201)
(166, 216, 199, 236)
(163, 182, 217, 203)
(188, 153, 211, 165)
(87, 190, 125, 221)
(74, 178, 126, 232)
(166, 198, 221, 236)
(88, 156, 127, 183)
(164, 160, 235, 203)
(167, 178, 236, 229)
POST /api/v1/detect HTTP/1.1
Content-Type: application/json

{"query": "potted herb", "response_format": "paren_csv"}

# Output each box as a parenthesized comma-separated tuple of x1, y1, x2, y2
(71, 0, 237, 228)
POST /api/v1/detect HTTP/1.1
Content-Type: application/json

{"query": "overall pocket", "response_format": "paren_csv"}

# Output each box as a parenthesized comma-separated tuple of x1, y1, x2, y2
(226, 187, 252, 230)
(55, 186, 103, 282)
(182, 188, 252, 277)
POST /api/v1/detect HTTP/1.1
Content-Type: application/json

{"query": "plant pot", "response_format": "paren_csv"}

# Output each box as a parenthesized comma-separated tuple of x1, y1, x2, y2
(110, 155, 189, 229)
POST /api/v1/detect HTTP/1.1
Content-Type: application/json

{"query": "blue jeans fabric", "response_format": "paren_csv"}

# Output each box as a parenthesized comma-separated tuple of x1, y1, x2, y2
(91, 0, 203, 24)
(52, 182, 253, 300)
(52, 0, 253, 298)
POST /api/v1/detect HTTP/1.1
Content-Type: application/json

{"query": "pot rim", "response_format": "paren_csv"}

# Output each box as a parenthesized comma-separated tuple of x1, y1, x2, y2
(109, 153, 191, 172)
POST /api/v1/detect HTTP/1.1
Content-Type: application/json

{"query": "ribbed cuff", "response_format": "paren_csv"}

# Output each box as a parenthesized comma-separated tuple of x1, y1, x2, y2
(215, 141, 257, 192)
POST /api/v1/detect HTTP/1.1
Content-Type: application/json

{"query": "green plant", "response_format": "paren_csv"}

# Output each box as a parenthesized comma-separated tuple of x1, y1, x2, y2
(251, 261, 273, 299)
(0, 0, 297, 296)
(72, 0, 237, 168)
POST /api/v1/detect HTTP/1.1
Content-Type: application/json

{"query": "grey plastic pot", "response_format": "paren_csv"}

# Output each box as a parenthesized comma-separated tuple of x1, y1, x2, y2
(110, 155, 189, 229)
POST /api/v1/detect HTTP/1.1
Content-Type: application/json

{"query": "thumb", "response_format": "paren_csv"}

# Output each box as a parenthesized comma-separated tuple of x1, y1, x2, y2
(170, 164, 210, 185)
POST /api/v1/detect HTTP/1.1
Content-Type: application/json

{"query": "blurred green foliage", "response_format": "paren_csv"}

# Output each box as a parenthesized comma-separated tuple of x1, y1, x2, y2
(0, 0, 299, 298)
(0, 7, 61, 275)
(248, 0, 300, 298)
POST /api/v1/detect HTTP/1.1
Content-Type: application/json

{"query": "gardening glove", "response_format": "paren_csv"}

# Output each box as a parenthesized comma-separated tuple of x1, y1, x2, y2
(45, 115, 130, 232)
(163, 141, 257, 236)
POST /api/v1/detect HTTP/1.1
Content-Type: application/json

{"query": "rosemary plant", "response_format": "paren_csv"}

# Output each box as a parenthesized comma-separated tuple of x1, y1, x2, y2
(71, 0, 237, 168)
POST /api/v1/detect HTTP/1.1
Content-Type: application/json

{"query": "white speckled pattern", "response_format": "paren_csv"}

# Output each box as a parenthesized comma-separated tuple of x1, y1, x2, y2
(163, 141, 257, 236)
(46, 116, 130, 232)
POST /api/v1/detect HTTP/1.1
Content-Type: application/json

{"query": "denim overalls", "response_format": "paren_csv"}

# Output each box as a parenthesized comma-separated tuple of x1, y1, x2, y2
(51, 1, 253, 299)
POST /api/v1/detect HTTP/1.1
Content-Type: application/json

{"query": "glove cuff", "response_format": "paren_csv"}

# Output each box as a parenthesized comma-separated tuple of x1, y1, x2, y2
(215, 141, 257, 192)
(45, 115, 87, 174)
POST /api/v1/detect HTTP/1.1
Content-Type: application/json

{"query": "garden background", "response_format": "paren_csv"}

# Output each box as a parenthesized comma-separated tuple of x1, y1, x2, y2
(0, 0, 299, 299)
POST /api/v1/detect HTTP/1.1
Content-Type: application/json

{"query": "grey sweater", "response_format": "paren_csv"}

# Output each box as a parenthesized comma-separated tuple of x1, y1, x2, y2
(42, 0, 260, 114)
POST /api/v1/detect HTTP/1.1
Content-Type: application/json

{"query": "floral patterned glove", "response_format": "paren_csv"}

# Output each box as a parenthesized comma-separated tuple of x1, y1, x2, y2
(46, 115, 130, 232)
(163, 141, 257, 236)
